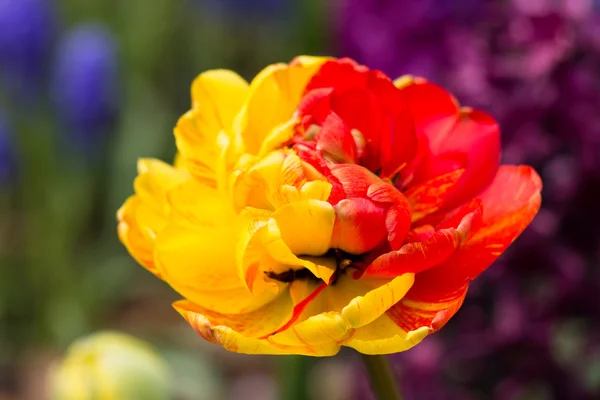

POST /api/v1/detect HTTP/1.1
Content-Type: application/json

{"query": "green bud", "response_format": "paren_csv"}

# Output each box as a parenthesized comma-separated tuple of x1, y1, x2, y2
(51, 331, 171, 400)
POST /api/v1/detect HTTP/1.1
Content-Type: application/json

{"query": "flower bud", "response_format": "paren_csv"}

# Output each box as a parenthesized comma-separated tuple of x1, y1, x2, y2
(51, 23, 119, 150)
(51, 332, 171, 400)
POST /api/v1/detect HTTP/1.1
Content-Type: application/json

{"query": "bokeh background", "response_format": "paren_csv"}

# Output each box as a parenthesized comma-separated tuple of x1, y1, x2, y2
(1, 0, 599, 399)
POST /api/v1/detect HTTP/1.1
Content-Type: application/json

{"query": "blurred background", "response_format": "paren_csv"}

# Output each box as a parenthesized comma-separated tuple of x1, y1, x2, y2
(0, 0, 599, 399)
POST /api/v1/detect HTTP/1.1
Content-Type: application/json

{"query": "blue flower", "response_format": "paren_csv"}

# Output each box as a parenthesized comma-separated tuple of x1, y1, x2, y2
(51, 23, 119, 150)
(0, 0, 55, 98)
(0, 115, 16, 186)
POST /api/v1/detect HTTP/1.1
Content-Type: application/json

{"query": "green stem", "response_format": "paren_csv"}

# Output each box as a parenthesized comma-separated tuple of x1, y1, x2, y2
(279, 356, 311, 400)
(360, 354, 403, 400)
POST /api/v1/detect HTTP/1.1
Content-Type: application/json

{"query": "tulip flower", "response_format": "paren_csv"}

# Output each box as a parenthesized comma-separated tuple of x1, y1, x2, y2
(118, 57, 541, 357)
(51, 332, 170, 400)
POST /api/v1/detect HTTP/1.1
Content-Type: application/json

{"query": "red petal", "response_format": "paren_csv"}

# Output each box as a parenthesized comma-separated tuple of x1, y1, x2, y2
(365, 182, 412, 249)
(329, 87, 386, 173)
(399, 80, 459, 145)
(365, 206, 481, 278)
(435, 108, 501, 210)
(316, 113, 357, 163)
(305, 58, 368, 93)
(366, 71, 418, 177)
(387, 284, 468, 333)
(405, 169, 465, 221)
(331, 197, 388, 255)
(296, 88, 333, 129)
(329, 163, 379, 198)
(387, 165, 541, 332)
(405, 225, 436, 243)
(306, 59, 418, 177)
(365, 228, 461, 278)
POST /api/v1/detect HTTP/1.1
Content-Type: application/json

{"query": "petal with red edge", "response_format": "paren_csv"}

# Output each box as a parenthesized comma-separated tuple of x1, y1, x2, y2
(174, 295, 340, 356)
(344, 314, 429, 355)
(365, 228, 461, 278)
(390, 165, 541, 332)
(267, 272, 415, 347)
(415, 165, 542, 293)
(117, 196, 163, 277)
(387, 285, 468, 333)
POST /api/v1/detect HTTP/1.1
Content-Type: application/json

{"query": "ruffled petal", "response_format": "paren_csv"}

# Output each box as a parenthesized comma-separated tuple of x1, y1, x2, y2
(344, 314, 429, 355)
(405, 169, 465, 221)
(117, 196, 163, 277)
(231, 150, 308, 211)
(133, 158, 190, 214)
(237, 58, 328, 154)
(387, 285, 469, 333)
(191, 70, 249, 123)
(263, 218, 337, 283)
(175, 70, 248, 181)
(364, 229, 461, 278)
(267, 273, 414, 347)
(154, 184, 283, 314)
(272, 199, 335, 256)
(118, 159, 190, 276)
(304, 60, 418, 177)
(396, 77, 459, 142)
(174, 284, 341, 356)
(364, 204, 481, 279)
(330, 198, 387, 254)
(388, 165, 541, 332)
(429, 108, 501, 210)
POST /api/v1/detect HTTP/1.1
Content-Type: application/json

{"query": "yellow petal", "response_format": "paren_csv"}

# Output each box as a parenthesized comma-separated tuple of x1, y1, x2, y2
(119, 160, 189, 277)
(173, 152, 186, 169)
(393, 75, 417, 89)
(343, 314, 429, 355)
(236, 58, 328, 154)
(236, 217, 285, 293)
(244, 218, 336, 283)
(231, 150, 308, 211)
(154, 218, 282, 314)
(337, 274, 415, 328)
(300, 180, 332, 202)
(166, 178, 231, 228)
(174, 298, 340, 356)
(191, 69, 248, 122)
(257, 118, 298, 157)
(268, 273, 415, 347)
(134, 158, 190, 215)
(176, 70, 248, 182)
(117, 196, 160, 275)
(272, 199, 335, 256)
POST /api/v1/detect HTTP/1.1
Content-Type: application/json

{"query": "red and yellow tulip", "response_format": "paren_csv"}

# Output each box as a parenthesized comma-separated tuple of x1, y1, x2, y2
(118, 57, 541, 355)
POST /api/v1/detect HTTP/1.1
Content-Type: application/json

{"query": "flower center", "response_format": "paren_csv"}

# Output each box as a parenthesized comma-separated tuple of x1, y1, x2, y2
(266, 248, 366, 285)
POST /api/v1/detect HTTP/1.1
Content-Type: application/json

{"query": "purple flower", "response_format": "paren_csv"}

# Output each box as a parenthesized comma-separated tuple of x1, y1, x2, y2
(51, 23, 119, 150)
(0, 0, 55, 98)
